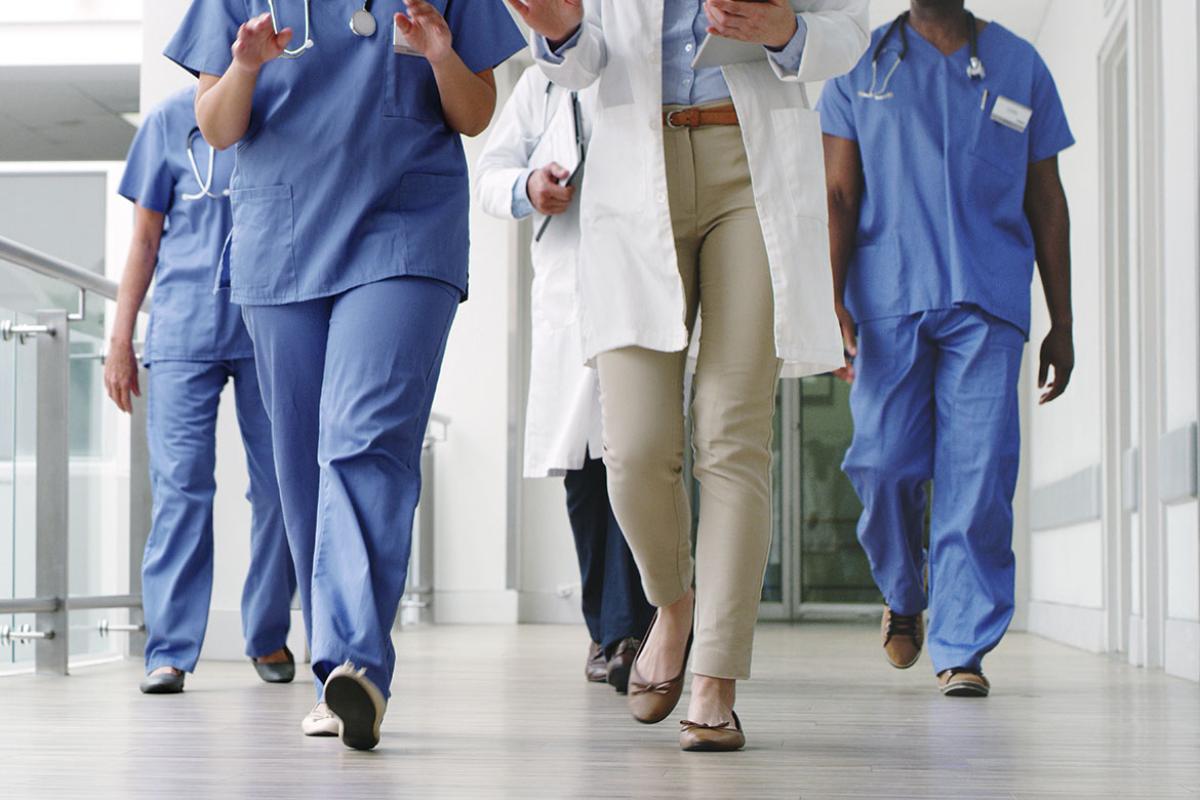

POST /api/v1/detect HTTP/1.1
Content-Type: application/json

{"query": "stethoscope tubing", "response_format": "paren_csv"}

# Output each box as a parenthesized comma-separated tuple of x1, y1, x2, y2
(860, 11, 985, 101)
(183, 127, 229, 202)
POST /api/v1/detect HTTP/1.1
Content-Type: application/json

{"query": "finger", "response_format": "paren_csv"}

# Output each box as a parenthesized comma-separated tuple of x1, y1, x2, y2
(1037, 357, 1049, 389)
(548, 162, 569, 180)
(131, 372, 141, 398)
(708, 0, 752, 18)
(116, 385, 129, 414)
(394, 12, 414, 32)
(274, 28, 294, 49)
(504, 0, 531, 19)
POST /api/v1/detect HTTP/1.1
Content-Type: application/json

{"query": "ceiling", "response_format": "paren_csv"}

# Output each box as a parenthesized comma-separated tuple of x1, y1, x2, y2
(0, 64, 139, 162)
(868, 0, 1052, 40)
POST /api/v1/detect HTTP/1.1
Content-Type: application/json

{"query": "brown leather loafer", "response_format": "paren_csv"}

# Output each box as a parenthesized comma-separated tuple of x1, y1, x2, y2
(606, 637, 640, 694)
(680, 711, 745, 752)
(585, 641, 608, 683)
(938, 668, 991, 697)
(627, 613, 693, 724)
(881, 607, 924, 669)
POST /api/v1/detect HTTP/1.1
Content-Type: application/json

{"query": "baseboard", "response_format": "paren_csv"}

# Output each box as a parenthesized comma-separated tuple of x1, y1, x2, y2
(1026, 600, 1107, 653)
(1165, 618, 1200, 682)
(518, 590, 585, 624)
(432, 590, 519, 624)
(198, 608, 308, 662)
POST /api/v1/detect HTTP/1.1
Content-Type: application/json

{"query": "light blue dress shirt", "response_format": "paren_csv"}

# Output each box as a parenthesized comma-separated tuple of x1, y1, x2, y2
(537, 1, 809, 106)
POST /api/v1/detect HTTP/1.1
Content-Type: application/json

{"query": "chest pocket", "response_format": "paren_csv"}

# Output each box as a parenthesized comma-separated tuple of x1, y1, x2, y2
(969, 94, 1031, 176)
(384, 0, 449, 122)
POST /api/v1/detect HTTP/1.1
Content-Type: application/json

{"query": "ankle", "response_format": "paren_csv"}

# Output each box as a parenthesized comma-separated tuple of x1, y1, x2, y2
(659, 588, 695, 628)
(691, 674, 736, 708)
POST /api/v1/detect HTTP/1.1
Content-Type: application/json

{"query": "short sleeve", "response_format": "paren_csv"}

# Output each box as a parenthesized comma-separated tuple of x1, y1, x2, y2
(1028, 55, 1074, 163)
(118, 112, 175, 214)
(163, 0, 245, 78)
(445, 0, 527, 75)
(817, 74, 858, 142)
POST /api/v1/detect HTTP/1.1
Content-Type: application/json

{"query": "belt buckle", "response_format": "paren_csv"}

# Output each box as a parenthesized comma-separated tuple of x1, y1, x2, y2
(666, 109, 691, 129)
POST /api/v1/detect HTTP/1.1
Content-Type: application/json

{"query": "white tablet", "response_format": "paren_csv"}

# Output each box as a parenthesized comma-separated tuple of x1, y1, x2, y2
(691, 34, 768, 70)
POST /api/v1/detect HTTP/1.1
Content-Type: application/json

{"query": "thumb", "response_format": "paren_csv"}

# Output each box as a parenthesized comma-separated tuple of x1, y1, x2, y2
(548, 162, 569, 181)
(1037, 355, 1050, 388)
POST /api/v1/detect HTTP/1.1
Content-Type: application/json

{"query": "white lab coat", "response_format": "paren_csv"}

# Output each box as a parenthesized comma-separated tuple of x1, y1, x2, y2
(534, 1, 871, 378)
(475, 66, 602, 478)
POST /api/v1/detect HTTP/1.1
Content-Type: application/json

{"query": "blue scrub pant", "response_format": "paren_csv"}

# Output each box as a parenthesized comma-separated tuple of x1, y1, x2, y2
(563, 458, 655, 653)
(842, 307, 1024, 673)
(242, 276, 458, 699)
(142, 358, 296, 673)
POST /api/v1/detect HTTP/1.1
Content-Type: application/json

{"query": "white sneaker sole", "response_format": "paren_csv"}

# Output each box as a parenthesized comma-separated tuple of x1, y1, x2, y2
(323, 663, 386, 750)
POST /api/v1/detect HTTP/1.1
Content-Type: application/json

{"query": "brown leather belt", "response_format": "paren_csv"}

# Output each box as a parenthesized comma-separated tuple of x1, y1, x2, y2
(663, 104, 739, 129)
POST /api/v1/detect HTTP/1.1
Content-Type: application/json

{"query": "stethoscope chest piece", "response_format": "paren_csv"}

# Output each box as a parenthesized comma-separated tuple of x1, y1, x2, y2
(350, 8, 377, 37)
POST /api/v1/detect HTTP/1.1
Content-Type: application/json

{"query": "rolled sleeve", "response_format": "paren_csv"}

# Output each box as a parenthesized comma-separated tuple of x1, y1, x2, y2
(765, 15, 808, 75)
(512, 170, 535, 219)
(535, 28, 583, 65)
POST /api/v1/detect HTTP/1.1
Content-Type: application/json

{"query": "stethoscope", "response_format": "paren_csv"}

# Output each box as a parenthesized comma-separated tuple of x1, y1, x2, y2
(859, 11, 986, 101)
(183, 127, 230, 202)
(267, 0, 377, 59)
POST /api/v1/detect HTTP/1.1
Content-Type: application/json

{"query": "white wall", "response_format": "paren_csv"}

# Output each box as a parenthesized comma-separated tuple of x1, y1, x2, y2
(1027, 0, 1200, 681)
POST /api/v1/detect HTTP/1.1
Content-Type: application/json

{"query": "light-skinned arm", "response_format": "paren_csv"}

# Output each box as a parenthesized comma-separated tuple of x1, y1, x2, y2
(104, 206, 164, 413)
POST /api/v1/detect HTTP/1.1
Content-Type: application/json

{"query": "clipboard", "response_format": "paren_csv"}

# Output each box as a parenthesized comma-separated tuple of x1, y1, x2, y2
(535, 91, 587, 243)
(690, 0, 805, 70)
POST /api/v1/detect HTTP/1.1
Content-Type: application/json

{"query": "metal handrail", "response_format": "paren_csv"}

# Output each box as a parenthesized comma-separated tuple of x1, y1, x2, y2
(0, 233, 119, 301)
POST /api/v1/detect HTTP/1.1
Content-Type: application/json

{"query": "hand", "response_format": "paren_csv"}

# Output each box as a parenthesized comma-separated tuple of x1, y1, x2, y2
(395, 0, 453, 65)
(704, 0, 798, 49)
(1038, 324, 1073, 404)
(832, 302, 857, 384)
(104, 339, 140, 415)
(231, 12, 293, 73)
(527, 163, 576, 215)
(505, 0, 584, 46)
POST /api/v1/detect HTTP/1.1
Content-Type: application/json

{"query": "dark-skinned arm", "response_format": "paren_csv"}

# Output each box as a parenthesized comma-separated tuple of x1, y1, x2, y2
(823, 133, 865, 382)
(1024, 155, 1074, 404)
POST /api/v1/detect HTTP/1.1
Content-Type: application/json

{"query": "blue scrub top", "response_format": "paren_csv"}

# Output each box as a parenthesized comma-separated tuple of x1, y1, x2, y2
(164, 0, 526, 307)
(818, 22, 1075, 336)
(119, 87, 253, 364)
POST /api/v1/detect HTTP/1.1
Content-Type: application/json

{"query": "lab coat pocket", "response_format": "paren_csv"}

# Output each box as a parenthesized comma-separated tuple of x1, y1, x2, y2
(229, 184, 296, 297)
(397, 172, 469, 290)
(770, 107, 828, 221)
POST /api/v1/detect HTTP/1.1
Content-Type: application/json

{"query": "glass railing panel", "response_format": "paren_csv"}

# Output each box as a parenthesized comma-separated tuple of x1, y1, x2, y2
(66, 327, 122, 663)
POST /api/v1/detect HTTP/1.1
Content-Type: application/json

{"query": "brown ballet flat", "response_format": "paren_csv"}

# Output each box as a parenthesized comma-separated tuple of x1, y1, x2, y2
(627, 612, 694, 725)
(680, 711, 745, 752)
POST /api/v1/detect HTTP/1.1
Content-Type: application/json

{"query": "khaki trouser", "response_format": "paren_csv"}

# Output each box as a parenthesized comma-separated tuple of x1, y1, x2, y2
(596, 117, 783, 680)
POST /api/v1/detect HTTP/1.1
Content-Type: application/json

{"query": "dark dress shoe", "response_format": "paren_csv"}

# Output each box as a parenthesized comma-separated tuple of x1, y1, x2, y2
(585, 641, 608, 683)
(139, 669, 185, 694)
(252, 646, 296, 684)
(606, 637, 640, 694)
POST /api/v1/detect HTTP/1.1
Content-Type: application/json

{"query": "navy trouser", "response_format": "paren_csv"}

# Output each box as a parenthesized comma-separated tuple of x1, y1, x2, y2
(564, 458, 655, 653)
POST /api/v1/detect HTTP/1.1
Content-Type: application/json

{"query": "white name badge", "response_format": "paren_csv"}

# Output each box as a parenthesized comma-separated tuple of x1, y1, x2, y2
(991, 96, 1033, 133)
(393, 20, 421, 56)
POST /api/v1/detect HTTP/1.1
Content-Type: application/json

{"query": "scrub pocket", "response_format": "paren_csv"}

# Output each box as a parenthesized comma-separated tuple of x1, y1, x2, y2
(229, 184, 297, 298)
(969, 95, 1030, 176)
(397, 172, 469, 291)
(385, 1, 448, 122)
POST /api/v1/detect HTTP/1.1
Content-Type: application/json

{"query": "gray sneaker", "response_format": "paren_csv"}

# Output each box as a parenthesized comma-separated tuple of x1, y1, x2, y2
(323, 662, 387, 751)
(139, 668, 185, 694)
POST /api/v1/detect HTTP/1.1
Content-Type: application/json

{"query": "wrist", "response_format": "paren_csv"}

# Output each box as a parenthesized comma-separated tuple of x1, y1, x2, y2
(1049, 318, 1073, 333)
(230, 58, 262, 78)
(109, 333, 134, 349)
(765, 15, 798, 50)
(547, 25, 581, 51)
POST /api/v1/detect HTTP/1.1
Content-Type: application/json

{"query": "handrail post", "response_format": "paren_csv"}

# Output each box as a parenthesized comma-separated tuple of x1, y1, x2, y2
(35, 309, 70, 675)
(126, 365, 151, 659)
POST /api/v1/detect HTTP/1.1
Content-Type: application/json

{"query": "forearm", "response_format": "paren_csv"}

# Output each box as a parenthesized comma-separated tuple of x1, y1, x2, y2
(110, 238, 157, 347)
(196, 67, 260, 150)
(430, 54, 496, 136)
(828, 199, 859, 306)
(1032, 196, 1073, 328)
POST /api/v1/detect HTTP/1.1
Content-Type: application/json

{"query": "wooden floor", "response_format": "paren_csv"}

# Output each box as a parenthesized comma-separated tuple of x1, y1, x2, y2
(2, 623, 1198, 800)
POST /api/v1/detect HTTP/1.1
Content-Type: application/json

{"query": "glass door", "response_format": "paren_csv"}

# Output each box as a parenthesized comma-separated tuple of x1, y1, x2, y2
(761, 377, 881, 619)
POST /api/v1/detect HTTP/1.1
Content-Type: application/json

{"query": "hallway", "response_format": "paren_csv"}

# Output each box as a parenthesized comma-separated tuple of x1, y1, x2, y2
(1, 623, 1197, 799)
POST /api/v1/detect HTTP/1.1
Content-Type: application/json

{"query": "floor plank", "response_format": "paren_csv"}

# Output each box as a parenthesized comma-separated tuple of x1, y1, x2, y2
(1, 623, 1197, 799)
